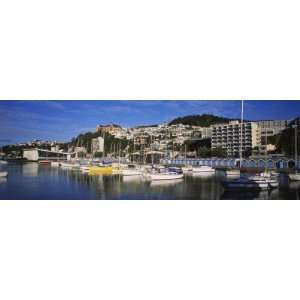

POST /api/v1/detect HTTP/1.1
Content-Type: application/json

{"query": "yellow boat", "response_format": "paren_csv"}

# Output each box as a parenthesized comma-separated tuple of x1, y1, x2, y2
(89, 166, 113, 174)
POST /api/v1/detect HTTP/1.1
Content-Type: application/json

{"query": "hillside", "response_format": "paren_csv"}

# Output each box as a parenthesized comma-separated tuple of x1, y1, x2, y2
(168, 114, 233, 127)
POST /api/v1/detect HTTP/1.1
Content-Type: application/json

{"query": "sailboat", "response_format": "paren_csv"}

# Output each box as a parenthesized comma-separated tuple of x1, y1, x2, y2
(289, 119, 300, 181)
(222, 100, 272, 190)
(0, 171, 8, 177)
(224, 101, 244, 177)
(192, 165, 215, 173)
(144, 168, 184, 181)
(256, 123, 279, 187)
(181, 144, 192, 173)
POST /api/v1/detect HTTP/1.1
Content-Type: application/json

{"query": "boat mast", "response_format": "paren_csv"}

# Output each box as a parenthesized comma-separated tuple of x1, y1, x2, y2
(295, 119, 298, 170)
(239, 100, 244, 167)
(151, 134, 154, 165)
(118, 142, 121, 167)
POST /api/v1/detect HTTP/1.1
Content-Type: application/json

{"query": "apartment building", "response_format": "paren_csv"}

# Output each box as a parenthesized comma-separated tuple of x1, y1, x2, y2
(257, 120, 289, 136)
(211, 121, 260, 157)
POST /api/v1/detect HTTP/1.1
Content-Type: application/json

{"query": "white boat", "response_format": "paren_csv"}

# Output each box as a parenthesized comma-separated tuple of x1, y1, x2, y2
(0, 171, 8, 177)
(120, 164, 142, 176)
(249, 175, 279, 188)
(223, 177, 269, 190)
(260, 171, 279, 178)
(0, 160, 8, 165)
(222, 101, 272, 191)
(192, 166, 215, 173)
(182, 165, 193, 173)
(121, 168, 142, 176)
(289, 173, 300, 181)
(51, 161, 60, 167)
(144, 167, 184, 181)
(147, 173, 184, 181)
(225, 169, 240, 176)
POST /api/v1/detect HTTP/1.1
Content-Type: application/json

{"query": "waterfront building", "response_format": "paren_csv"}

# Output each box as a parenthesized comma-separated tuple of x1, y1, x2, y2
(211, 121, 260, 157)
(23, 148, 74, 161)
(257, 119, 289, 136)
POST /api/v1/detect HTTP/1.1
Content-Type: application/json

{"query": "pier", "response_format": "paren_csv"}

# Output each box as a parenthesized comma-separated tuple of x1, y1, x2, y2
(161, 158, 300, 170)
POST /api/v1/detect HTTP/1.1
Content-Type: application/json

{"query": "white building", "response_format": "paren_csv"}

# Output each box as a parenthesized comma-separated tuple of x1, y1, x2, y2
(211, 121, 260, 157)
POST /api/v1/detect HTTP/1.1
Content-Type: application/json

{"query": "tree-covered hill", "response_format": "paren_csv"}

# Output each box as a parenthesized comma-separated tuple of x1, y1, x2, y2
(168, 114, 233, 127)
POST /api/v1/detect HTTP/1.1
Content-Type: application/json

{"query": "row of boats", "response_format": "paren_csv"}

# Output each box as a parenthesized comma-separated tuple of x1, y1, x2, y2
(48, 160, 216, 181)
(2, 157, 299, 190)
(47, 159, 283, 190)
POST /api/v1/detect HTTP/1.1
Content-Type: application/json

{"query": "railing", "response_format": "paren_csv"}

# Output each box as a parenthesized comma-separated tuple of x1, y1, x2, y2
(161, 158, 300, 170)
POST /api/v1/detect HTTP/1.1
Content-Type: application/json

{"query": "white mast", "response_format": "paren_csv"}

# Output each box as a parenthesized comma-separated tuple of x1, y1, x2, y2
(295, 119, 298, 170)
(239, 100, 244, 166)
(151, 134, 154, 165)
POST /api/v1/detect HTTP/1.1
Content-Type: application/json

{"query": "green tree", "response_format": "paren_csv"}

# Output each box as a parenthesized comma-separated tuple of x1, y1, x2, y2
(211, 147, 227, 158)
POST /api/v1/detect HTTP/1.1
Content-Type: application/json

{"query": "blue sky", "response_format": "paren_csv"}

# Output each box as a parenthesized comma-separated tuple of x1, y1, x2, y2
(1, 100, 300, 145)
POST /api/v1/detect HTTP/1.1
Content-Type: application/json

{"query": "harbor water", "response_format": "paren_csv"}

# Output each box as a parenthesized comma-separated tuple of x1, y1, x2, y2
(0, 162, 299, 200)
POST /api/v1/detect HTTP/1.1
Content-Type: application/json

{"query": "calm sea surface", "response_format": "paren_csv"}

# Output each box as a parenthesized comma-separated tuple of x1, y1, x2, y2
(0, 162, 299, 200)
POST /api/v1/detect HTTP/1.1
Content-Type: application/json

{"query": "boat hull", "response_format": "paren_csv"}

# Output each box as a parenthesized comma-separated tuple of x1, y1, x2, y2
(192, 166, 215, 173)
(289, 173, 300, 181)
(0, 171, 8, 177)
(89, 166, 113, 174)
(223, 177, 270, 190)
(51, 161, 60, 167)
(225, 169, 240, 176)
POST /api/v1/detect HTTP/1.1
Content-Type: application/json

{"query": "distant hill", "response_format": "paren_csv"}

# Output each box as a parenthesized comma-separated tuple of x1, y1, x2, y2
(168, 114, 233, 127)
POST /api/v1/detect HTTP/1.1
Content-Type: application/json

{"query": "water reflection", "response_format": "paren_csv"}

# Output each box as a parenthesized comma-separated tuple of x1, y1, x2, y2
(122, 175, 143, 183)
(150, 179, 183, 186)
(192, 172, 215, 179)
(0, 178, 7, 184)
(0, 162, 299, 199)
(22, 163, 39, 177)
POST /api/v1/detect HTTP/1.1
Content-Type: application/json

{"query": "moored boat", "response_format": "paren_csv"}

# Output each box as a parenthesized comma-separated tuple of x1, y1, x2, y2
(0, 160, 8, 165)
(248, 175, 279, 189)
(192, 166, 215, 173)
(0, 171, 8, 177)
(181, 165, 193, 173)
(39, 160, 51, 164)
(144, 167, 183, 181)
(51, 161, 60, 167)
(147, 173, 184, 181)
(225, 169, 240, 176)
(289, 173, 300, 181)
(89, 166, 113, 174)
(222, 177, 269, 190)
